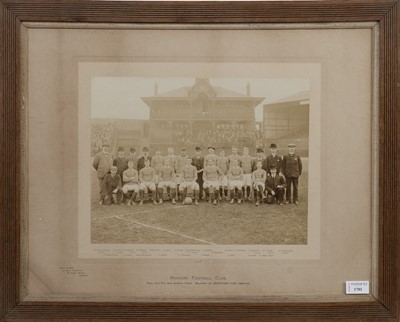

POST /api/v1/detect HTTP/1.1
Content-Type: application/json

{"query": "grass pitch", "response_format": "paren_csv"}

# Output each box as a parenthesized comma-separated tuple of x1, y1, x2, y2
(91, 170, 308, 245)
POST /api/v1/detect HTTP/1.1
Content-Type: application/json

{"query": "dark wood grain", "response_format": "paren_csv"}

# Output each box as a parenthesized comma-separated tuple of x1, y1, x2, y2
(0, 0, 399, 321)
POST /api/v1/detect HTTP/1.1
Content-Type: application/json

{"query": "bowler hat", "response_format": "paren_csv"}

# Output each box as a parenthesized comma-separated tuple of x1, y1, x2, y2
(208, 146, 216, 150)
(130, 147, 136, 153)
(142, 147, 149, 152)
(256, 148, 264, 153)
(269, 143, 277, 148)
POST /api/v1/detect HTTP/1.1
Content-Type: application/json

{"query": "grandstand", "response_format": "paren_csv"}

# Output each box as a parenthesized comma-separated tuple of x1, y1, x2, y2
(262, 91, 309, 156)
(141, 78, 265, 152)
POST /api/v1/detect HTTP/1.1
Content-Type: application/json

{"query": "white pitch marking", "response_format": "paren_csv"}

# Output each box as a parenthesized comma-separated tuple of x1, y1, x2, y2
(115, 215, 216, 245)
(91, 209, 155, 221)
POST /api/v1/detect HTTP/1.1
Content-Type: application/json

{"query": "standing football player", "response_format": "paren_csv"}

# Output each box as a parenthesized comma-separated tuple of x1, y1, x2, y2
(151, 147, 164, 185)
(217, 150, 229, 200)
(175, 148, 188, 199)
(203, 146, 219, 168)
(228, 146, 241, 168)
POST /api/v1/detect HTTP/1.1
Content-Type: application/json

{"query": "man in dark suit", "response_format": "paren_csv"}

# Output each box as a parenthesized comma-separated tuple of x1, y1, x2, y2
(191, 146, 204, 200)
(252, 147, 267, 172)
(127, 147, 138, 170)
(92, 142, 113, 205)
(101, 166, 123, 205)
(282, 143, 302, 204)
(137, 147, 152, 172)
(265, 165, 286, 205)
(113, 147, 128, 181)
(266, 143, 283, 175)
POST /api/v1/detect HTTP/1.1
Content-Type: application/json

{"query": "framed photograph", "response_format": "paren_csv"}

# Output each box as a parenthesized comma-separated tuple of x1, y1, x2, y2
(1, 0, 399, 321)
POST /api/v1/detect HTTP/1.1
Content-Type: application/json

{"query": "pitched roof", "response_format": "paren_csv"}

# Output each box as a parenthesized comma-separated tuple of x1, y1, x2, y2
(155, 86, 247, 98)
(271, 90, 309, 104)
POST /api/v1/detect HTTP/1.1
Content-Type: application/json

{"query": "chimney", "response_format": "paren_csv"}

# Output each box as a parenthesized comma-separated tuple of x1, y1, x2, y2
(154, 82, 158, 96)
(246, 82, 251, 96)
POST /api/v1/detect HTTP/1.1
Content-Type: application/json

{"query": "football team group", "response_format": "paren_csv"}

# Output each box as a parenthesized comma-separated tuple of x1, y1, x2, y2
(92, 143, 303, 207)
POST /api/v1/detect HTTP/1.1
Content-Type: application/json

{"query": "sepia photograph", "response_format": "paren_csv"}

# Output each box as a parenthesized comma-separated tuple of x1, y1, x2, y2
(90, 77, 310, 245)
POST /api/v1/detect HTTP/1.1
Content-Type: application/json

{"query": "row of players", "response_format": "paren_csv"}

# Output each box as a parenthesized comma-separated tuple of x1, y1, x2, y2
(94, 144, 303, 206)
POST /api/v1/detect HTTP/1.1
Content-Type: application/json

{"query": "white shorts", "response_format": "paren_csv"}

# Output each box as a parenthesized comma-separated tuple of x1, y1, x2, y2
(204, 180, 220, 190)
(229, 180, 243, 190)
(158, 181, 176, 189)
(179, 181, 199, 191)
(122, 183, 139, 194)
(243, 173, 252, 186)
(253, 182, 265, 191)
(220, 175, 228, 187)
(139, 182, 156, 191)
(175, 174, 182, 185)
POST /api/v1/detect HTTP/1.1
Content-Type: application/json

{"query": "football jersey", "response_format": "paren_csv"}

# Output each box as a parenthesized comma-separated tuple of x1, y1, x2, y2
(204, 154, 219, 167)
(228, 154, 241, 166)
(228, 166, 244, 180)
(164, 154, 177, 169)
(218, 157, 229, 174)
(252, 169, 266, 182)
(159, 166, 175, 181)
(181, 165, 197, 181)
(123, 168, 138, 183)
(139, 167, 155, 182)
(151, 156, 164, 174)
(240, 155, 253, 174)
(204, 166, 222, 181)
(175, 156, 188, 173)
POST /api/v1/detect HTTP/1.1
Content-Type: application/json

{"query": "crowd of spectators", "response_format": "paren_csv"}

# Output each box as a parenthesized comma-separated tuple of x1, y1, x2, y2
(91, 122, 116, 156)
(169, 123, 262, 148)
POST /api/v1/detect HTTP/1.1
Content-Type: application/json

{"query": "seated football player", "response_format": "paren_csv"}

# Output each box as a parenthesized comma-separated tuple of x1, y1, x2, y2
(122, 160, 139, 206)
(157, 158, 177, 205)
(265, 165, 286, 205)
(179, 157, 200, 205)
(203, 158, 224, 205)
(227, 159, 244, 204)
(252, 160, 267, 206)
(101, 166, 123, 205)
(138, 159, 157, 205)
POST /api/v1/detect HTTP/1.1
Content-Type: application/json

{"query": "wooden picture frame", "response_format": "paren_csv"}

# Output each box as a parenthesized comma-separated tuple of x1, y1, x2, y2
(0, 0, 399, 320)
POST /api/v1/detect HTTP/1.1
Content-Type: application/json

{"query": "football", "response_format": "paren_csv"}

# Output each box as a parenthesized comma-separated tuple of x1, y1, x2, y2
(184, 197, 193, 205)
